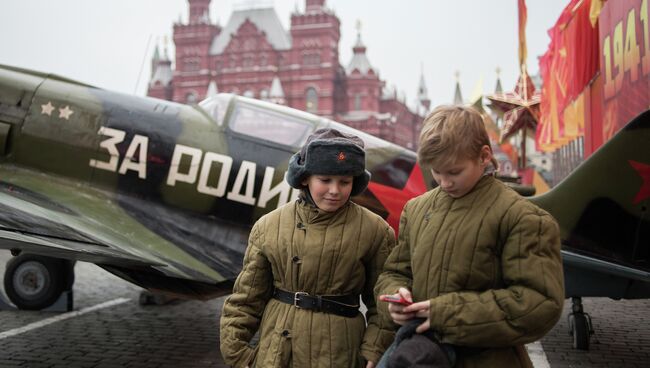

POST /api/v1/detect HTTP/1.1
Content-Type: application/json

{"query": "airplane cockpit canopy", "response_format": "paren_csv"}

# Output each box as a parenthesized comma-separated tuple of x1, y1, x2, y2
(198, 93, 404, 153)
(226, 102, 313, 148)
(198, 94, 233, 126)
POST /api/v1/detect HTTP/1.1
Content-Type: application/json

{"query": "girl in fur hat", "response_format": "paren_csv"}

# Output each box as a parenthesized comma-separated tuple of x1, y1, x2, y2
(220, 128, 396, 368)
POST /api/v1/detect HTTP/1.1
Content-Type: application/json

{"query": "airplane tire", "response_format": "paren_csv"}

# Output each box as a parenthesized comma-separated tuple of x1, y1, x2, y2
(571, 313, 590, 350)
(3, 254, 68, 310)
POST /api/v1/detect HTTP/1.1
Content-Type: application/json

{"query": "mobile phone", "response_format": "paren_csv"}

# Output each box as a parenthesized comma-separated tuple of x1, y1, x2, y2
(379, 294, 413, 305)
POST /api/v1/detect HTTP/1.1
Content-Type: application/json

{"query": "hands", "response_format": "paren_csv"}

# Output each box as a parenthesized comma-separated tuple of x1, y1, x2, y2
(403, 299, 431, 333)
(386, 287, 414, 325)
(386, 287, 431, 333)
(366, 361, 375, 368)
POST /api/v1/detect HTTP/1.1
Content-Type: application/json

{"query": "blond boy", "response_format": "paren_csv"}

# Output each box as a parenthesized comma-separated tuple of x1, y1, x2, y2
(375, 105, 564, 367)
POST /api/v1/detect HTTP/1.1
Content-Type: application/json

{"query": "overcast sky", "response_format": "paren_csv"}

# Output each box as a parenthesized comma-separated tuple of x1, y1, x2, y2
(0, 0, 568, 107)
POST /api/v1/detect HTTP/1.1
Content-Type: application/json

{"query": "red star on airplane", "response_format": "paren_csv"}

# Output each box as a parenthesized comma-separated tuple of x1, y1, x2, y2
(630, 160, 650, 205)
(367, 164, 427, 233)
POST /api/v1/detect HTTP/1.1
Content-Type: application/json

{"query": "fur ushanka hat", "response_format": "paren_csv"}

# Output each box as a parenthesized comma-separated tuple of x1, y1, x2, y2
(286, 128, 371, 196)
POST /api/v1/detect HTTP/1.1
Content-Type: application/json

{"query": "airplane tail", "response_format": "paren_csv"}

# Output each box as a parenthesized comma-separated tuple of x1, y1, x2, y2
(531, 110, 650, 275)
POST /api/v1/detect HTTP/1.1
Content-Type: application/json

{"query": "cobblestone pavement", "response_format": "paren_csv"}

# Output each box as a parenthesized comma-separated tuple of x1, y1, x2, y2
(1, 249, 649, 367)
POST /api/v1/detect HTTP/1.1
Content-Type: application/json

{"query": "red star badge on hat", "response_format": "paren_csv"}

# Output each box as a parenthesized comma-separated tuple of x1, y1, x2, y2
(630, 160, 650, 204)
(338, 152, 346, 161)
(367, 164, 427, 233)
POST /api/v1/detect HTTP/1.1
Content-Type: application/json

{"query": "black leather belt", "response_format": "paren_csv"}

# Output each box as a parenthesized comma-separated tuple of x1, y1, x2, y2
(272, 288, 360, 318)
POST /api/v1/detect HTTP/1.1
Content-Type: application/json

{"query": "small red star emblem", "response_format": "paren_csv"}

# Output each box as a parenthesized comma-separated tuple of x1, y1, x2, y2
(630, 160, 650, 204)
(337, 152, 346, 161)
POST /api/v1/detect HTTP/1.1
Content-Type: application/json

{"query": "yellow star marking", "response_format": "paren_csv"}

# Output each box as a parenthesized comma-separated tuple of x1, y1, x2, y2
(41, 101, 55, 116)
(59, 105, 74, 120)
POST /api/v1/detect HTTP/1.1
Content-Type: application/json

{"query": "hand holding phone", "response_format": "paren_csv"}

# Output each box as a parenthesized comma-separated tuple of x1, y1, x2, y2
(379, 294, 413, 306)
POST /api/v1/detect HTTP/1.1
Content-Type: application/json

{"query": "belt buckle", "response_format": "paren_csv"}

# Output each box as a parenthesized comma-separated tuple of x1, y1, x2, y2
(294, 292, 308, 308)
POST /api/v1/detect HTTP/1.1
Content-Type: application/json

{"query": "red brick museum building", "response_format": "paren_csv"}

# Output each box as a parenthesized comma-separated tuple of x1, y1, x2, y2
(148, 0, 430, 148)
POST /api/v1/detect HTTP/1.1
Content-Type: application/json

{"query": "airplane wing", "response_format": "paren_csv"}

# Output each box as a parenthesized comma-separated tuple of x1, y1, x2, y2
(0, 165, 229, 287)
(531, 110, 650, 301)
(562, 250, 650, 300)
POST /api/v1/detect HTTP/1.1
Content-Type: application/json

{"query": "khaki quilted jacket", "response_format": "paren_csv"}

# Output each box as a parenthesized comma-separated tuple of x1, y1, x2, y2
(376, 176, 564, 368)
(221, 198, 395, 367)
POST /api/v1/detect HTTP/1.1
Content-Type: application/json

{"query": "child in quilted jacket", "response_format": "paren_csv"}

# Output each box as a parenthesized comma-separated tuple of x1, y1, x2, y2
(221, 128, 395, 368)
(375, 105, 564, 367)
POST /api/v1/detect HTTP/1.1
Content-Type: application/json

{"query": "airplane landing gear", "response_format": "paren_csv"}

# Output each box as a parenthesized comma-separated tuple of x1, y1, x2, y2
(2, 254, 75, 311)
(568, 297, 594, 350)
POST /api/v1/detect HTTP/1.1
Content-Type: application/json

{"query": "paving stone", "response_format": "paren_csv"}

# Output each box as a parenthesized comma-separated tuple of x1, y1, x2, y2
(2, 249, 650, 367)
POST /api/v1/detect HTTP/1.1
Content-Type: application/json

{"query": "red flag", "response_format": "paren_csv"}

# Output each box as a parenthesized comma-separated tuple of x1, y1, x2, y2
(518, 0, 528, 71)
(536, 0, 599, 152)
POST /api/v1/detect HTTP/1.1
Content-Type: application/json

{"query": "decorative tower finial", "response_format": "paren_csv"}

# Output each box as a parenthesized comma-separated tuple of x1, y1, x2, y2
(354, 19, 365, 47)
(418, 63, 430, 111)
(453, 71, 463, 105)
(494, 66, 503, 94)
(347, 18, 374, 75)
(151, 36, 161, 75)
(162, 35, 169, 60)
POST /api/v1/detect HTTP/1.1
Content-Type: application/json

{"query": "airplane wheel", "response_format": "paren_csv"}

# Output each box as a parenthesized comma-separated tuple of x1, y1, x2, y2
(570, 313, 590, 350)
(3, 254, 68, 310)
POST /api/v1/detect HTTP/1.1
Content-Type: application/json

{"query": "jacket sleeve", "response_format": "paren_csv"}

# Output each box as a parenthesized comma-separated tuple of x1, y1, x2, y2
(374, 200, 415, 297)
(220, 222, 273, 367)
(428, 209, 565, 347)
(360, 220, 396, 364)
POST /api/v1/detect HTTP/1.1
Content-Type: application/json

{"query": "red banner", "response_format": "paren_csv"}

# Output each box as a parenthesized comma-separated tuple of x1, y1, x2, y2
(537, 0, 600, 152)
(599, 0, 650, 142)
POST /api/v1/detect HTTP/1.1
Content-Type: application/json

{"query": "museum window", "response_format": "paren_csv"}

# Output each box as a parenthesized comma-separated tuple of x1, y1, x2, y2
(305, 88, 318, 113)
(354, 94, 362, 111)
(243, 54, 254, 68)
(184, 59, 199, 72)
(303, 53, 320, 66)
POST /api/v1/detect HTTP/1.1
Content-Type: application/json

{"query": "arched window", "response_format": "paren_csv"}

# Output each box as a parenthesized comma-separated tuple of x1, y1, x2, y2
(354, 94, 362, 111)
(260, 89, 269, 100)
(183, 59, 199, 72)
(305, 88, 318, 113)
(243, 54, 254, 68)
(243, 90, 254, 98)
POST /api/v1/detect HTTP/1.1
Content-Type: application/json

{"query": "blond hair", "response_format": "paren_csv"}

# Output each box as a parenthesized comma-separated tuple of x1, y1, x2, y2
(418, 105, 498, 170)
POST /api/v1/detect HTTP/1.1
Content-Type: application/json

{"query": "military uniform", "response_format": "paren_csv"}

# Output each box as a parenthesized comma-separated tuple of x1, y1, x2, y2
(376, 176, 564, 367)
(220, 198, 395, 367)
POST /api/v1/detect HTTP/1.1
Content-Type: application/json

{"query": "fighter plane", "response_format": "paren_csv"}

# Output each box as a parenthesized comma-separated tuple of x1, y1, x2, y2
(0, 63, 430, 308)
(0, 64, 648, 351)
